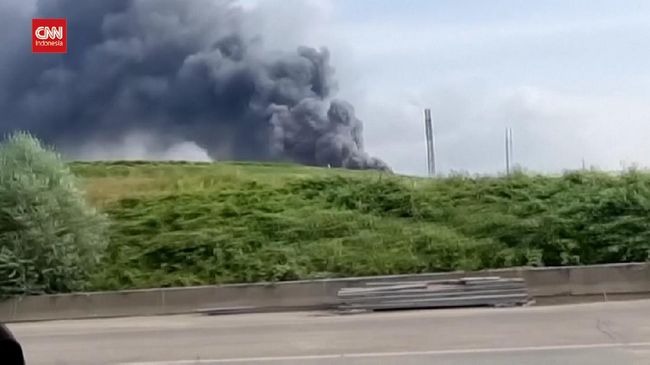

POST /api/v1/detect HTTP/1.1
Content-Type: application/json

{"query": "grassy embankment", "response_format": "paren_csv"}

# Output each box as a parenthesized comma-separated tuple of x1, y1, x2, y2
(71, 161, 650, 290)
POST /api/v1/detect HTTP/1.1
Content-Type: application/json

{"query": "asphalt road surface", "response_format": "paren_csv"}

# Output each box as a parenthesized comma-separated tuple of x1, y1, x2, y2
(8, 299, 650, 365)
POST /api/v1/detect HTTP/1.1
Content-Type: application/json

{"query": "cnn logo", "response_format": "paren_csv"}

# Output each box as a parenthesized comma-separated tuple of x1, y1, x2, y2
(32, 19, 66, 53)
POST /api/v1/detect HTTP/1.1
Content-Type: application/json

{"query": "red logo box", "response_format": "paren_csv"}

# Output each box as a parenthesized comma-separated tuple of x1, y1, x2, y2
(32, 19, 67, 53)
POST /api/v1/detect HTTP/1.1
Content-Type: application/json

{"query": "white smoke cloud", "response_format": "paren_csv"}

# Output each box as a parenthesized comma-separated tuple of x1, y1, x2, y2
(75, 132, 212, 162)
(160, 141, 213, 161)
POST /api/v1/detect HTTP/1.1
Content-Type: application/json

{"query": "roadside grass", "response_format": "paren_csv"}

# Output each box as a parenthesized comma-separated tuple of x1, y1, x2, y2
(69, 161, 650, 290)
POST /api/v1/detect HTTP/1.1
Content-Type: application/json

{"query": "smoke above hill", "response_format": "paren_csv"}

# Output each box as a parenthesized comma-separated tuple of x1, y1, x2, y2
(0, 0, 389, 171)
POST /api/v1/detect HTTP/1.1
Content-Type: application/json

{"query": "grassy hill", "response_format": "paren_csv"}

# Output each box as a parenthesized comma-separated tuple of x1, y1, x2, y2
(71, 161, 650, 290)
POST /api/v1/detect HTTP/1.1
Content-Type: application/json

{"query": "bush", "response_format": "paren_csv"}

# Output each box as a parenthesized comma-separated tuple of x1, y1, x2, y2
(0, 132, 107, 297)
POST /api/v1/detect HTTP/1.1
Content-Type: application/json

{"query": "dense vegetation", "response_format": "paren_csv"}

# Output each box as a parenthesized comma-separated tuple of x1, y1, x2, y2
(0, 133, 107, 297)
(69, 161, 650, 291)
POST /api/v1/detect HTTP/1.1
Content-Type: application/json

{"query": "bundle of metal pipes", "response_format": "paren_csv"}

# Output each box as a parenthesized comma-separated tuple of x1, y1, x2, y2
(338, 276, 531, 312)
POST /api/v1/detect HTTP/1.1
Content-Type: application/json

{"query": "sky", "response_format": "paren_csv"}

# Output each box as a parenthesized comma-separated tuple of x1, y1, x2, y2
(4, 0, 650, 176)
(242, 0, 650, 175)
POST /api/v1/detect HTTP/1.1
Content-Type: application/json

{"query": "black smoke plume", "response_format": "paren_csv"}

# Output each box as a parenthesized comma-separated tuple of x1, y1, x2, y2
(0, 0, 389, 171)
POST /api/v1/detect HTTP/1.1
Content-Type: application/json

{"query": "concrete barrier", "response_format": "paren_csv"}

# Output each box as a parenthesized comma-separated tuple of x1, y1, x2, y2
(1, 263, 648, 322)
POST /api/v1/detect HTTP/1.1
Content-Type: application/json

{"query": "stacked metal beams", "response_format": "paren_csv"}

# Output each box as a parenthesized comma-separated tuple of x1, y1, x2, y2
(338, 277, 531, 311)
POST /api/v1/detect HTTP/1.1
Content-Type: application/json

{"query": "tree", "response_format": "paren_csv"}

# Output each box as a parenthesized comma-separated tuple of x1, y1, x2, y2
(0, 132, 107, 297)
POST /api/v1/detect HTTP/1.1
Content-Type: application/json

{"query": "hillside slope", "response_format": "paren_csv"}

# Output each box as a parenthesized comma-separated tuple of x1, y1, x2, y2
(71, 161, 650, 290)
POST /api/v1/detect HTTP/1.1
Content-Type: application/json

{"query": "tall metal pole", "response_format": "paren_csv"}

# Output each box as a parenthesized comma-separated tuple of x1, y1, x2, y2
(424, 109, 430, 175)
(508, 128, 514, 171)
(429, 109, 436, 176)
(505, 127, 510, 175)
(424, 109, 436, 176)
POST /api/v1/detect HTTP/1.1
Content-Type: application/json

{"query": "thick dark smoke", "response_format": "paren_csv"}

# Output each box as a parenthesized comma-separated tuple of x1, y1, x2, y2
(0, 0, 389, 171)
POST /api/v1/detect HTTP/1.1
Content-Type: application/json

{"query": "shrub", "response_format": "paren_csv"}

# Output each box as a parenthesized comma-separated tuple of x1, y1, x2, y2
(0, 132, 107, 297)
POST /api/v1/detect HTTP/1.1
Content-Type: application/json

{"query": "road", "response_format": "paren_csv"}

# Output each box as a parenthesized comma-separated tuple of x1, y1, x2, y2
(8, 299, 650, 365)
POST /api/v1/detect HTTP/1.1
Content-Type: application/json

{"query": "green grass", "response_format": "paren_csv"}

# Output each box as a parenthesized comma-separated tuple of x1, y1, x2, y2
(69, 161, 650, 290)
